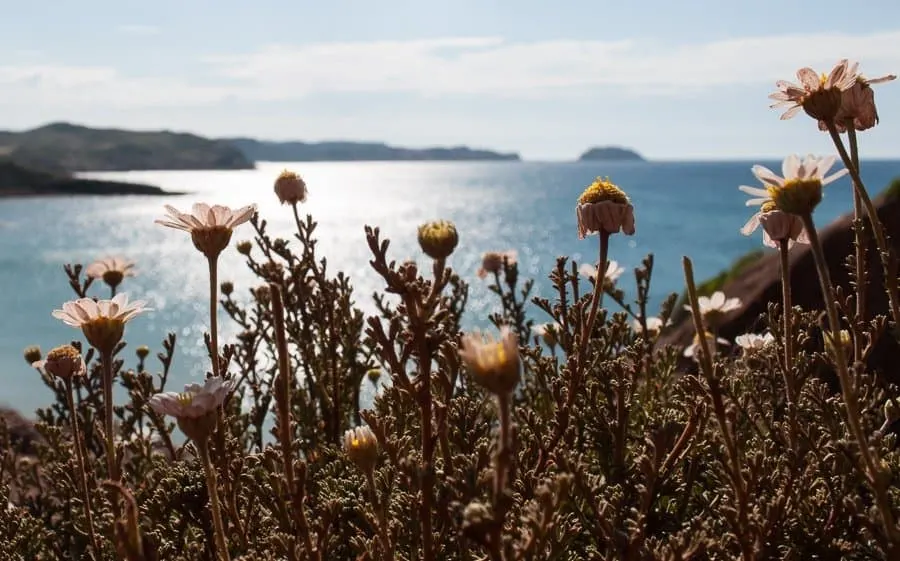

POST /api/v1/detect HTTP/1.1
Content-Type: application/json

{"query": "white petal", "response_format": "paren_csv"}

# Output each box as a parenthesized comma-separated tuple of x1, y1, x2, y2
(782, 154, 801, 179)
(739, 185, 770, 198)
(751, 165, 784, 187)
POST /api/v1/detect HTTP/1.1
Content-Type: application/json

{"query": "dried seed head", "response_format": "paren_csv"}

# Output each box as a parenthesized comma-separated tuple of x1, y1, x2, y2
(220, 281, 234, 296)
(37, 345, 86, 380)
(343, 426, 379, 474)
(417, 220, 459, 260)
(273, 170, 308, 206)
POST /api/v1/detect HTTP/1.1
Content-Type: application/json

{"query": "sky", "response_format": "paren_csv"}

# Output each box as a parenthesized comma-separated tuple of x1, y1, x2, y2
(1, 0, 900, 160)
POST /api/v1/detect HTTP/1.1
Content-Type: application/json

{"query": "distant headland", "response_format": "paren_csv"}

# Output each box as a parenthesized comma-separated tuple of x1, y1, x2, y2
(0, 160, 175, 198)
(578, 146, 645, 162)
(0, 122, 253, 172)
(224, 138, 521, 162)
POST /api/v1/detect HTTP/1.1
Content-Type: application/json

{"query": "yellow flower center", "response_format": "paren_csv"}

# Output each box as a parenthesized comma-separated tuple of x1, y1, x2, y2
(760, 200, 777, 213)
(177, 393, 195, 406)
(578, 177, 629, 205)
(766, 178, 823, 215)
(476, 342, 507, 372)
(351, 438, 361, 448)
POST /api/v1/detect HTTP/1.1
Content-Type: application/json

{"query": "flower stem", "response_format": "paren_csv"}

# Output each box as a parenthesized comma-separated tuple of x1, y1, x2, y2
(683, 257, 752, 561)
(197, 439, 231, 561)
(489, 394, 512, 561)
(208, 256, 221, 378)
(585, 232, 610, 338)
(366, 470, 393, 561)
(65, 379, 101, 558)
(848, 126, 868, 361)
(800, 213, 899, 542)
(826, 122, 900, 333)
(100, 350, 119, 483)
(778, 240, 798, 452)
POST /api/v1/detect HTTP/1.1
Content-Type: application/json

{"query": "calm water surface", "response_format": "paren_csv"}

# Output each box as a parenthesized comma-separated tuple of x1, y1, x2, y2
(2, 160, 898, 412)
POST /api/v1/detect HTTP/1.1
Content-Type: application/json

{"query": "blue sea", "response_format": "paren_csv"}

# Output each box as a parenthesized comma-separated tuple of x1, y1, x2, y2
(2, 160, 899, 413)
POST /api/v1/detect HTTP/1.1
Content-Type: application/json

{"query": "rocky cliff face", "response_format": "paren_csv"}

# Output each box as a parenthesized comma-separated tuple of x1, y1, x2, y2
(658, 187, 900, 379)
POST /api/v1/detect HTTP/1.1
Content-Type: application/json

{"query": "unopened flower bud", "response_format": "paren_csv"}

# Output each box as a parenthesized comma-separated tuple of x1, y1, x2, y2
(417, 220, 458, 260)
(459, 327, 521, 396)
(343, 426, 379, 474)
(220, 281, 234, 296)
(884, 400, 900, 425)
(236, 240, 253, 255)
(823, 329, 852, 361)
(366, 368, 382, 384)
(23, 346, 42, 366)
(136, 345, 150, 360)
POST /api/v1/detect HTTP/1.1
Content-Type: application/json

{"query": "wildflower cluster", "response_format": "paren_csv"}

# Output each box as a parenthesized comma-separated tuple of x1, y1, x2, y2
(2, 58, 900, 561)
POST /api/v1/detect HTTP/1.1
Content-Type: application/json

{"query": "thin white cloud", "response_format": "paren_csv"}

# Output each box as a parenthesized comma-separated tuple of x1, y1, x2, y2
(116, 24, 161, 36)
(1, 30, 899, 108)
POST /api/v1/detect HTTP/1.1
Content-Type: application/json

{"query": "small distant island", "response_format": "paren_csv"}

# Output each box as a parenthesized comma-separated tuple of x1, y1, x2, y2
(0, 160, 174, 198)
(578, 146, 645, 162)
(224, 138, 521, 162)
(0, 122, 253, 173)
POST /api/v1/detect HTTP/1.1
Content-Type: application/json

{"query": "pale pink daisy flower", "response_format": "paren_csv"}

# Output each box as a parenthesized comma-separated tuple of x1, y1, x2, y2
(156, 202, 257, 259)
(85, 257, 136, 292)
(684, 331, 730, 360)
(739, 154, 848, 216)
(52, 293, 150, 354)
(632, 316, 669, 334)
(579, 260, 625, 283)
(770, 59, 859, 121)
(685, 291, 742, 328)
(817, 73, 896, 132)
(735, 332, 776, 352)
(149, 377, 236, 420)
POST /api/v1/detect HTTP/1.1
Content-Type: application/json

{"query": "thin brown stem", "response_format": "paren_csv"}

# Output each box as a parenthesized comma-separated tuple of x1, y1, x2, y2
(489, 394, 512, 561)
(66, 379, 101, 558)
(366, 470, 393, 561)
(779, 240, 798, 452)
(271, 282, 311, 560)
(826, 122, 900, 332)
(848, 126, 868, 361)
(101, 350, 119, 483)
(208, 256, 221, 378)
(682, 257, 752, 561)
(800, 213, 899, 544)
(583, 232, 610, 349)
(197, 439, 231, 561)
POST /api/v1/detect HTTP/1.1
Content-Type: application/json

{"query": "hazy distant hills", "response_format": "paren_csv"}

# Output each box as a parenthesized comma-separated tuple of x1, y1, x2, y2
(0, 123, 253, 172)
(225, 138, 522, 162)
(578, 146, 645, 161)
